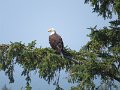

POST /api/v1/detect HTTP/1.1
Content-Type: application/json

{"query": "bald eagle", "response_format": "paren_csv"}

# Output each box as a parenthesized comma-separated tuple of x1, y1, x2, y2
(48, 28, 64, 55)
(48, 28, 81, 64)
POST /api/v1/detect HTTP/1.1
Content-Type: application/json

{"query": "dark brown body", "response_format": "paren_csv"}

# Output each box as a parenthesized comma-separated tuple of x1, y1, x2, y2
(49, 33, 64, 54)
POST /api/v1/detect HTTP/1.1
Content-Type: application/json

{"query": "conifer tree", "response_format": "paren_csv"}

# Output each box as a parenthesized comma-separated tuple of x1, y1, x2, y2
(0, 0, 120, 90)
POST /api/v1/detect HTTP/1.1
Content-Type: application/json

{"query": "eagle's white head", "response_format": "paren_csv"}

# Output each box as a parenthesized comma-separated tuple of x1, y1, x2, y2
(48, 28, 56, 35)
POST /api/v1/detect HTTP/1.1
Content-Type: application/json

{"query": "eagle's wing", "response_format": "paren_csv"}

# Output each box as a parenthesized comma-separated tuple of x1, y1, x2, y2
(49, 33, 64, 54)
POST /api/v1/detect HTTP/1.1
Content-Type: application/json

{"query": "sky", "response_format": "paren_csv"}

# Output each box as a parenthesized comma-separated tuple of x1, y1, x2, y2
(0, 0, 118, 89)
(0, 0, 117, 51)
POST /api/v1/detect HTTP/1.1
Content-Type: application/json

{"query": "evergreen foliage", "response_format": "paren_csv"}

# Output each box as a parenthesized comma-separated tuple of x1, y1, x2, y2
(85, 0, 120, 19)
(0, 0, 120, 90)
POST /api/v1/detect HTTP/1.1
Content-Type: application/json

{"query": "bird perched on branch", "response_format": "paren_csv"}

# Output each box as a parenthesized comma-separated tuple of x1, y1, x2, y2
(48, 28, 82, 64)
(48, 28, 64, 56)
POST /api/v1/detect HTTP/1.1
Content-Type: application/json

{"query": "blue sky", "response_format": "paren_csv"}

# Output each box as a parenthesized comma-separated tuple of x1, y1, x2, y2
(0, 0, 118, 89)
(0, 0, 117, 51)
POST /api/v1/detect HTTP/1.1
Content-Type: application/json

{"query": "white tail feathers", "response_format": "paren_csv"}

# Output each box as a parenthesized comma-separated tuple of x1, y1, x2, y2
(60, 52, 64, 58)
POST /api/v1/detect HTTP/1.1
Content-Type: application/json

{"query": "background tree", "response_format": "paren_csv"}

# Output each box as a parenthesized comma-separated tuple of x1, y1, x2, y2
(0, 0, 120, 90)
(69, 0, 120, 89)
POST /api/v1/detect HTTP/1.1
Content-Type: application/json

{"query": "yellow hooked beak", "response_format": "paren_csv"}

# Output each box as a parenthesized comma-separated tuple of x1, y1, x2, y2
(48, 29, 52, 32)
